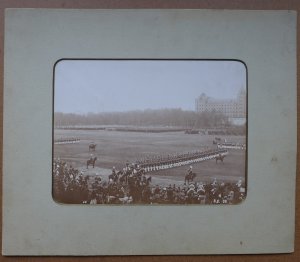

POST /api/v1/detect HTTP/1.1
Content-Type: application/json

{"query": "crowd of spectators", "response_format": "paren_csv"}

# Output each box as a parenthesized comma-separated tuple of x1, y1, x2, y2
(53, 159, 89, 203)
(53, 159, 246, 205)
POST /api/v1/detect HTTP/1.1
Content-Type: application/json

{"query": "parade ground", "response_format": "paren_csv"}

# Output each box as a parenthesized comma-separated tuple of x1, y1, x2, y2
(53, 128, 246, 185)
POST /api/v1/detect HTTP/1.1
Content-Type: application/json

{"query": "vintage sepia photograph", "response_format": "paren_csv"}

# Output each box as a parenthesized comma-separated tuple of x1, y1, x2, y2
(53, 59, 247, 205)
(3, 8, 296, 256)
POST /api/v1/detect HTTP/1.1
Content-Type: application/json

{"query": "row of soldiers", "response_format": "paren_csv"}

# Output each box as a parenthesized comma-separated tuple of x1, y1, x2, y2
(54, 137, 80, 144)
(137, 149, 209, 165)
(138, 149, 228, 172)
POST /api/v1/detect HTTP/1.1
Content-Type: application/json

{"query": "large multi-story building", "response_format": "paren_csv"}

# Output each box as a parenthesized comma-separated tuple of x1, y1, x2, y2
(195, 88, 246, 124)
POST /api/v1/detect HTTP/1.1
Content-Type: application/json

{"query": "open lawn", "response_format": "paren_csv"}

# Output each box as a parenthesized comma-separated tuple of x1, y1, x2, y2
(53, 129, 246, 184)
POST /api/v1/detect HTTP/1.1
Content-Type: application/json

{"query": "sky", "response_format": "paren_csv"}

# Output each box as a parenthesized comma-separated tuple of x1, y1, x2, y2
(54, 60, 246, 114)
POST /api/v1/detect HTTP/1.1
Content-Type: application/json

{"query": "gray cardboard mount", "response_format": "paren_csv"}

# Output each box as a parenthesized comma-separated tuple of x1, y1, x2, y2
(2, 9, 297, 255)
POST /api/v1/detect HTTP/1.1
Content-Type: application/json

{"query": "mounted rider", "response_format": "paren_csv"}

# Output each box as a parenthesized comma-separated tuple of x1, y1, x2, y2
(90, 153, 94, 162)
(187, 165, 193, 176)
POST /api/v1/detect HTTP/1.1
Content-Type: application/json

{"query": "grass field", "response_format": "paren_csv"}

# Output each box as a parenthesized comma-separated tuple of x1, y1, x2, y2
(53, 129, 246, 184)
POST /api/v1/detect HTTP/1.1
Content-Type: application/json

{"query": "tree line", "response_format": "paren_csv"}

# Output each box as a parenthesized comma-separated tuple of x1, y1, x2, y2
(54, 108, 232, 128)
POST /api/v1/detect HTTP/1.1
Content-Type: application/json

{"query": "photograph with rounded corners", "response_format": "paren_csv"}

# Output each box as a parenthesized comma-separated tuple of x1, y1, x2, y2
(52, 59, 247, 205)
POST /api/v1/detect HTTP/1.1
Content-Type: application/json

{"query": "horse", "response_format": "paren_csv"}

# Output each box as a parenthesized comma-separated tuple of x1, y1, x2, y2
(215, 154, 225, 164)
(89, 143, 96, 151)
(108, 171, 120, 183)
(119, 172, 128, 184)
(146, 176, 152, 184)
(185, 172, 196, 184)
(87, 157, 97, 169)
(143, 176, 152, 186)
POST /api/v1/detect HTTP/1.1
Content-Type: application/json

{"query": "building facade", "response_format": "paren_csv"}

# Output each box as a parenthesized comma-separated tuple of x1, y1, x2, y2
(195, 89, 246, 123)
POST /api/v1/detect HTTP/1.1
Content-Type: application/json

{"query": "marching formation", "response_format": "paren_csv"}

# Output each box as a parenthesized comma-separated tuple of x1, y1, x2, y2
(137, 149, 228, 172)
(217, 143, 246, 150)
(54, 137, 80, 145)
